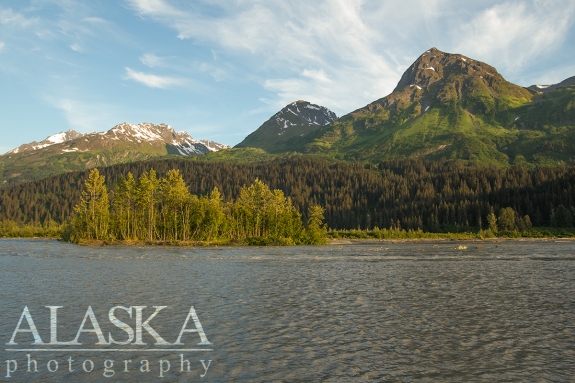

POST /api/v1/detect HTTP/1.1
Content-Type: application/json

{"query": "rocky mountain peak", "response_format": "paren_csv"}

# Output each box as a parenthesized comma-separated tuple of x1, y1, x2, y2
(274, 100, 337, 128)
(393, 47, 502, 92)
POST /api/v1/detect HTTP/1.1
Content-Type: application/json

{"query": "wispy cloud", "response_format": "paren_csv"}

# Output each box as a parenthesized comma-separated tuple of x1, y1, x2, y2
(0, 7, 37, 28)
(140, 53, 167, 68)
(124, 67, 183, 88)
(0, 41, 5, 52)
(302, 69, 331, 83)
(453, 1, 575, 73)
(69, 43, 82, 52)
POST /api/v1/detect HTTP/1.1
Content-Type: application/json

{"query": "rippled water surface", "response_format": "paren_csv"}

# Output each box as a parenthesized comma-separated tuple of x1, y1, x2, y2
(1, 239, 574, 382)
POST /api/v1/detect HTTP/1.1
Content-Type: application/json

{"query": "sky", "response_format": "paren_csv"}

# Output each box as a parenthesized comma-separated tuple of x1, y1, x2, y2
(1, 0, 574, 153)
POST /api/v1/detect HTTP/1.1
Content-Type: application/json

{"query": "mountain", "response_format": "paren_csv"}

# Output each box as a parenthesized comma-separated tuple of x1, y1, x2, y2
(260, 48, 574, 166)
(0, 122, 229, 186)
(8, 130, 84, 154)
(234, 100, 337, 152)
(528, 76, 575, 93)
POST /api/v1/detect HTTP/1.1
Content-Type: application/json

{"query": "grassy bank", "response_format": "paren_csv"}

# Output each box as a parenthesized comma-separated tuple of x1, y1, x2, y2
(327, 227, 575, 240)
(0, 220, 63, 238)
(3, 221, 575, 244)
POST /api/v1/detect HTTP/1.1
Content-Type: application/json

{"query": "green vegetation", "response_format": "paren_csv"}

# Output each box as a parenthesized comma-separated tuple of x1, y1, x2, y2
(328, 227, 575, 240)
(0, 220, 63, 238)
(3, 158, 575, 235)
(64, 169, 327, 245)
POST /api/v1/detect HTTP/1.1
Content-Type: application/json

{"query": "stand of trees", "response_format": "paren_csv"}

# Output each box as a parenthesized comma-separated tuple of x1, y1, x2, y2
(1, 157, 575, 234)
(67, 168, 326, 245)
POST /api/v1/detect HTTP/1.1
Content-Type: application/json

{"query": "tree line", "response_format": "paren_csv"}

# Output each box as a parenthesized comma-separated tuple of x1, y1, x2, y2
(1, 157, 575, 233)
(68, 168, 326, 244)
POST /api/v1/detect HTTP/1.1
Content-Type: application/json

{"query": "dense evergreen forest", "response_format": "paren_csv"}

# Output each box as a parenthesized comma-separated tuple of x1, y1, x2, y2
(1, 157, 575, 233)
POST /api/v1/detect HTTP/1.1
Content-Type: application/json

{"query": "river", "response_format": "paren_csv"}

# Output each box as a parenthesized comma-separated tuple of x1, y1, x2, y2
(0, 239, 574, 382)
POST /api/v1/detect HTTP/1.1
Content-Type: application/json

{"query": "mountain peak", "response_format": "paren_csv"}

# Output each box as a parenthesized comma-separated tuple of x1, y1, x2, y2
(393, 48, 501, 92)
(235, 101, 337, 152)
(272, 101, 337, 129)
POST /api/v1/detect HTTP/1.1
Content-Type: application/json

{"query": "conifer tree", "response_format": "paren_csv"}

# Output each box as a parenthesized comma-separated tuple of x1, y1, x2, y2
(72, 169, 109, 240)
(159, 169, 190, 240)
(136, 169, 159, 241)
(113, 172, 136, 240)
(304, 205, 327, 244)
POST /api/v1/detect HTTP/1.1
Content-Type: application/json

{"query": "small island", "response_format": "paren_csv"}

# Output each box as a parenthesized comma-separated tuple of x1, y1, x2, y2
(63, 169, 327, 246)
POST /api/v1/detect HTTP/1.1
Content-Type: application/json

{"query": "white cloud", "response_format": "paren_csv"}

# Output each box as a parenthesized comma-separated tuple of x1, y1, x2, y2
(453, 1, 575, 73)
(140, 53, 167, 68)
(82, 17, 107, 24)
(302, 69, 331, 83)
(124, 67, 183, 89)
(198, 63, 226, 82)
(70, 43, 82, 52)
(0, 41, 4, 52)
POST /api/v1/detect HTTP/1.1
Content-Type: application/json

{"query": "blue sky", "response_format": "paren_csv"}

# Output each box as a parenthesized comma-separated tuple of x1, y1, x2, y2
(1, 0, 574, 153)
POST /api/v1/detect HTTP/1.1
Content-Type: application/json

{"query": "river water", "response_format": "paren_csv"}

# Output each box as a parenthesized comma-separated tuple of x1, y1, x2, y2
(0, 239, 574, 382)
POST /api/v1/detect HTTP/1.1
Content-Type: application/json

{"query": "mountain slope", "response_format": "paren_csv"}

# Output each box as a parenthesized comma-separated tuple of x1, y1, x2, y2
(234, 100, 337, 153)
(0, 122, 229, 186)
(271, 48, 574, 166)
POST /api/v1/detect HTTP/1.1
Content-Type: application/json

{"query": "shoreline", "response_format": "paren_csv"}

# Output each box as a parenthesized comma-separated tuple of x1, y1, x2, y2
(2, 236, 575, 247)
(327, 237, 575, 245)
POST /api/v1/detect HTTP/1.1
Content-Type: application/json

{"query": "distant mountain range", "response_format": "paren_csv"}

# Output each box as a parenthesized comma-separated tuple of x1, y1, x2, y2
(237, 48, 575, 167)
(0, 123, 228, 186)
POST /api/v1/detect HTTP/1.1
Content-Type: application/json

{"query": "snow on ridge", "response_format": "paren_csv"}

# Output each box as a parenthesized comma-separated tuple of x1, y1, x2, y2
(4, 122, 227, 157)
(6, 130, 82, 154)
(45, 132, 69, 145)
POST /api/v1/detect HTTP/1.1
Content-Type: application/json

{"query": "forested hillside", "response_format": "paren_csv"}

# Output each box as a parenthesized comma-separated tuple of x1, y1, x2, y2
(1, 157, 574, 232)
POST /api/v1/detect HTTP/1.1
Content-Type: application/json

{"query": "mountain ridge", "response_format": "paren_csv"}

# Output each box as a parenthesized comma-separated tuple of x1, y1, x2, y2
(0, 122, 229, 186)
